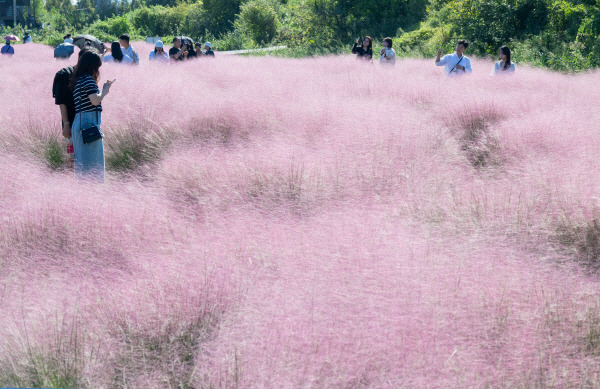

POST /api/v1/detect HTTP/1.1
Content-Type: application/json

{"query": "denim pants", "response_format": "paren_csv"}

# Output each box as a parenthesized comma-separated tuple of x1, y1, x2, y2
(72, 110, 105, 181)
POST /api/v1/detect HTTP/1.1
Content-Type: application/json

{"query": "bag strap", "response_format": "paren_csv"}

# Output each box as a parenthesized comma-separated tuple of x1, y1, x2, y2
(449, 56, 464, 74)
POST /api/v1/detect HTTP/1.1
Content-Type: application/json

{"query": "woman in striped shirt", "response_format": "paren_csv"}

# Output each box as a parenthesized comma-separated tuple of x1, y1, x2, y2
(69, 51, 115, 180)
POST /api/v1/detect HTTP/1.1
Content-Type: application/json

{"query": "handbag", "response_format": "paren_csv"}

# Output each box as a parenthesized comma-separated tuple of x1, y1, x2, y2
(80, 112, 103, 144)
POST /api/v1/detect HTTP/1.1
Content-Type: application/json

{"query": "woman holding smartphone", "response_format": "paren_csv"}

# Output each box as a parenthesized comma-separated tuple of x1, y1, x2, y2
(352, 36, 373, 61)
(70, 51, 115, 181)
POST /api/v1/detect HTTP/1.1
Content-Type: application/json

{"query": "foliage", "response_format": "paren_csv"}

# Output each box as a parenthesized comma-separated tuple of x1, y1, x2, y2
(235, 0, 281, 45)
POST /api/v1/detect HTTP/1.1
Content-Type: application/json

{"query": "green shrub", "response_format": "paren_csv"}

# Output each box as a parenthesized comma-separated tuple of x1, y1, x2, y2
(235, 0, 281, 45)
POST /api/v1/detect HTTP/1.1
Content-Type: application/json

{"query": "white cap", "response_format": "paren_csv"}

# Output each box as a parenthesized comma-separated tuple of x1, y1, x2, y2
(204, 42, 211, 48)
(64, 38, 73, 44)
(155, 40, 163, 48)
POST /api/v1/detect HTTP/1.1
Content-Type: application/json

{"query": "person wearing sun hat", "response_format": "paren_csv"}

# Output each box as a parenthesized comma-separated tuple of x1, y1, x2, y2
(203, 42, 214, 57)
(149, 40, 169, 62)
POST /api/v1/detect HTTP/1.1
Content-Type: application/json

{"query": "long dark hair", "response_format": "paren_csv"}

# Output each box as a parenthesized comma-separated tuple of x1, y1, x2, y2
(111, 41, 124, 62)
(70, 51, 102, 91)
(363, 36, 373, 52)
(500, 46, 511, 70)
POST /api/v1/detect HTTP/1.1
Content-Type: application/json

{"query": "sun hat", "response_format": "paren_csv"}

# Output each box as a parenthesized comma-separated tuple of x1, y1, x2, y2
(155, 40, 163, 48)
(204, 42, 211, 48)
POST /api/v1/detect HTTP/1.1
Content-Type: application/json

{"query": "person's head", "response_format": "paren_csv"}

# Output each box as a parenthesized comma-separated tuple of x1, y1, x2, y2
(78, 46, 98, 59)
(172, 37, 181, 49)
(456, 39, 469, 55)
(499, 45, 511, 68)
(362, 36, 372, 50)
(204, 42, 212, 51)
(110, 41, 123, 61)
(382, 37, 392, 49)
(153, 40, 164, 54)
(24, 32, 29, 36)
(119, 33, 130, 48)
(70, 50, 102, 90)
(5, 40, 10, 46)
(64, 34, 71, 40)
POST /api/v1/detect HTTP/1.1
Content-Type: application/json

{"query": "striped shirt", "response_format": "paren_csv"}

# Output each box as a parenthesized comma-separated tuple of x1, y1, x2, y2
(73, 74, 102, 113)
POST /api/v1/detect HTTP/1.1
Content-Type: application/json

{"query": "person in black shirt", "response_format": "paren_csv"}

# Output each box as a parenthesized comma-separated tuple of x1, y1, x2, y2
(203, 42, 215, 57)
(169, 37, 188, 61)
(52, 47, 96, 138)
(352, 36, 373, 61)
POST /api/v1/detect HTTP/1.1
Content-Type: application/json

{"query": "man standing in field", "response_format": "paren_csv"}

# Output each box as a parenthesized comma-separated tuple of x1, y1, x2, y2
(169, 37, 188, 61)
(119, 33, 139, 64)
(435, 39, 472, 76)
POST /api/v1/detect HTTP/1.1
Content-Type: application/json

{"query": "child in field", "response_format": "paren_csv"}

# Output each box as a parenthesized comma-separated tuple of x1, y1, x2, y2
(435, 39, 472, 76)
(379, 37, 396, 66)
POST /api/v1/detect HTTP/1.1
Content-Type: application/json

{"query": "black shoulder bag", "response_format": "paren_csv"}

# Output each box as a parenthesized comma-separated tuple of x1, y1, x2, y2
(80, 111, 103, 144)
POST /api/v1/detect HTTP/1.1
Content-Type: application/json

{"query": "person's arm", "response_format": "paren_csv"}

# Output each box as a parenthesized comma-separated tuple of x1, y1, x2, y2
(88, 80, 114, 106)
(59, 104, 71, 137)
(435, 55, 447, 66)
(464, 59, 472, 74)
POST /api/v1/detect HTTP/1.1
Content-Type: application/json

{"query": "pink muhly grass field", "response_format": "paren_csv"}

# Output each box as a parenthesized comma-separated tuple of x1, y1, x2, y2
(1, 43, 600, 387)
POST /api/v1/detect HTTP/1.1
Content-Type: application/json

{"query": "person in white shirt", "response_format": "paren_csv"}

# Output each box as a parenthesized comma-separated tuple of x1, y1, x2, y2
(119, 33, 139, 64)
(491, 46, 515, 75)
(379, 37, 396, 66)
(435, 39, 472, 76)
(103, 41, 133, 64)
(149, 40, 170, 62)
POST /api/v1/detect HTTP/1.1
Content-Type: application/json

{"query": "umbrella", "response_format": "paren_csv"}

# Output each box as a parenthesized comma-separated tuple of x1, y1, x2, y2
(181, 36, 194, 47)
(3, 35, 20, 41)
(73, 35, 105, 54)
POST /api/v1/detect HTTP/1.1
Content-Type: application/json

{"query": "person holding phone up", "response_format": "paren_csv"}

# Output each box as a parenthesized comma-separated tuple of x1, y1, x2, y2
(379, 37, 396, 66)
(435, 39, 472, 76)
(169, 37, 189, 61)
(352, 36, 373, 61)
(69, 51, 115, 181)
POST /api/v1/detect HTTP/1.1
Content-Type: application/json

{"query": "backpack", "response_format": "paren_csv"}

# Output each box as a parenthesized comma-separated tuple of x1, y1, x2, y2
(1, 45, 14, 54)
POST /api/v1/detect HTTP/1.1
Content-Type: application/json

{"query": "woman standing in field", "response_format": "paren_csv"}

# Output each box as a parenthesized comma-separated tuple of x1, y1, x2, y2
(102, 41, 133, 64)
(352, 36, 373, 61)
(70, 51, 115, 180)
(491, 46, 515, 75)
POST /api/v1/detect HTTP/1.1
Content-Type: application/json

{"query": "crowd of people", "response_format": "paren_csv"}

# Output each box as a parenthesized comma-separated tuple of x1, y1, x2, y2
(45, 33, 514, 181)
(352, 37, 515, 76)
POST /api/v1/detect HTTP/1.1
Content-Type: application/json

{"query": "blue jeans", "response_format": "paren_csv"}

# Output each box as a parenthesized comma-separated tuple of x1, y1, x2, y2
(72, 110, 105, 181)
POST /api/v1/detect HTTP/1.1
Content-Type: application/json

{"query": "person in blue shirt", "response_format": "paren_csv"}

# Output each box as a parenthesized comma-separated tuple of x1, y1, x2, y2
(1, 40, 14, 56)
(23, 32, 31, 43)
(435, 39, 473, 76)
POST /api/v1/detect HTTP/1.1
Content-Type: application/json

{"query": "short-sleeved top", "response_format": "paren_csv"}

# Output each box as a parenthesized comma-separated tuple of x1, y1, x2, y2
(169, 47, 184, 61)
(52, 66, 75, 123)
(73, 74, 101, 113)
(204, 49, 215, 57)
(1, 45, 14, 55)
